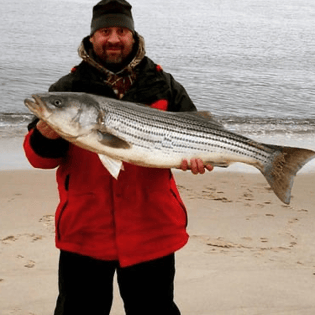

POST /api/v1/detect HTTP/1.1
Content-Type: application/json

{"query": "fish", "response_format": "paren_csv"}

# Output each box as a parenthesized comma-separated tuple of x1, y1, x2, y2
(24, 92, 315, 205)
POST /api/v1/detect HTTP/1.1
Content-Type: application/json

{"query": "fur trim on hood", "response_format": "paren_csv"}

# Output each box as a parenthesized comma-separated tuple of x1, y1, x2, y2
(77, 33, 146, 99)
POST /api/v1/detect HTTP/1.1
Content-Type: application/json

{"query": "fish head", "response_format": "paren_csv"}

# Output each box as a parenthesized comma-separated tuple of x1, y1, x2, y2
(24, 92, 101, 139)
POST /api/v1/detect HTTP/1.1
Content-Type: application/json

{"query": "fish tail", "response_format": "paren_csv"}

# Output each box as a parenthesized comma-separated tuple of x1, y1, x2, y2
(260, 146, 315, 204)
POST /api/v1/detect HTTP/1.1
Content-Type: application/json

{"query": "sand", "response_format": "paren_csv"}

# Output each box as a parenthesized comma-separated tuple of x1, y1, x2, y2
(0, 168, 314, 315)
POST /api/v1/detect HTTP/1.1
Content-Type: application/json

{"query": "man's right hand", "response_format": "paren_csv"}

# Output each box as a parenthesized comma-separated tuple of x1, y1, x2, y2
(36, 120, 60, 139)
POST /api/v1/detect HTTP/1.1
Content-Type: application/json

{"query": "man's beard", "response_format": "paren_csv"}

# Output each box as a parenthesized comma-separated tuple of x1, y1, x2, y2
(98, 44, 134, 72)
(102, 44, 127, 65)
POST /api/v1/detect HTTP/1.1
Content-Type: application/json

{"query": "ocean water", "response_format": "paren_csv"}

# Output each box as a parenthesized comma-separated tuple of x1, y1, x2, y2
(0, 0, 314, 171)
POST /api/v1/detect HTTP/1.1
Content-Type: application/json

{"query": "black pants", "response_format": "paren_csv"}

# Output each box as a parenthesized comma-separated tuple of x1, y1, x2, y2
(54, 251, 181, 315)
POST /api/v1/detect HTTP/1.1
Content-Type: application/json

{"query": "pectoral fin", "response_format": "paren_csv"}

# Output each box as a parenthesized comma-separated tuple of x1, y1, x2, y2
(97, 131, 130, 149)
(98, 154, 124, 179)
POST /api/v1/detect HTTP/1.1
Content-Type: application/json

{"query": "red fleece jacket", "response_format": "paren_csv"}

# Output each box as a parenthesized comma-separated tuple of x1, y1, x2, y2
(23, 100, 189, 267)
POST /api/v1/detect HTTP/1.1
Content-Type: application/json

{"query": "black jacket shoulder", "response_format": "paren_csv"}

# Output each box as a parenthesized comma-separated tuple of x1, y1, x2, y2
(49, 57, 196, 112)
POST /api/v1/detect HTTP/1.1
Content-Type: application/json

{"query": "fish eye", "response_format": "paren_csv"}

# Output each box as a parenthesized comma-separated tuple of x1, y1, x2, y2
(53, 99, 63, 107)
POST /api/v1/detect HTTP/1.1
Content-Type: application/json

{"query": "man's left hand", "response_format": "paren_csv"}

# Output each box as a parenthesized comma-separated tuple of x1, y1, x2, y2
(180, 158, 213, 175)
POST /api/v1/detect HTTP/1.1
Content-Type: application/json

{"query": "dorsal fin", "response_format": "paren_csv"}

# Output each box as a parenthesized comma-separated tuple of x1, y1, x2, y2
(181, 111, 225, 129)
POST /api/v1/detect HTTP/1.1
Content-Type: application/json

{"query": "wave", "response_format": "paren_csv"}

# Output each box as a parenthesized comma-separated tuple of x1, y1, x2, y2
(1, 112, 315, 138)
(0, 113, 34, 137)
(218, 116, 315, 136)
(0, 113, 33, 125)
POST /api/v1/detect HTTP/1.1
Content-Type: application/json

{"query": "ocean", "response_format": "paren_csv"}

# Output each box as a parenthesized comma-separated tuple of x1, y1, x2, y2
(0, 0, 314, 171)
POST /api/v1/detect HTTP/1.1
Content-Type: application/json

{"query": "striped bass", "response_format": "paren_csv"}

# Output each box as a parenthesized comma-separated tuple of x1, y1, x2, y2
(24, 92, 315, 205)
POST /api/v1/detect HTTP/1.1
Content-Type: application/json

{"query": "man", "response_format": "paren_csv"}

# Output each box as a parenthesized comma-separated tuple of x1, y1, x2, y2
(23, 1, 213, 314)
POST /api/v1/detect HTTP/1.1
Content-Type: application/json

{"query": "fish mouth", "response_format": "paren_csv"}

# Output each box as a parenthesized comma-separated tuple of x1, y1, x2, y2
(24, 94, 51, 117)
(24, 95, 42, 108)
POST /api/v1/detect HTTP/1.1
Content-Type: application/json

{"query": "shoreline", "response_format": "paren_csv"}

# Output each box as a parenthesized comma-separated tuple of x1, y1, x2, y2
(1, 169, 314, 314)
(1, 135, 315, 173)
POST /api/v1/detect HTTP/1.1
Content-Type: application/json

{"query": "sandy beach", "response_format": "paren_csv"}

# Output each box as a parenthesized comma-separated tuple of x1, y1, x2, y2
(1, 163, 315, 314)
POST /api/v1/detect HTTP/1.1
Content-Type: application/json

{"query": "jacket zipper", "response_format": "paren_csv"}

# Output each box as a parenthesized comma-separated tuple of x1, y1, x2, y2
(57, 175, 70, 240)
(170, 188, 188, 227)
(57, 201, 68, 240)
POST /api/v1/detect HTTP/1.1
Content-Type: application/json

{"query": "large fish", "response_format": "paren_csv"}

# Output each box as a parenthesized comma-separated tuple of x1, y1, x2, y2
(24, 92, 315, 204)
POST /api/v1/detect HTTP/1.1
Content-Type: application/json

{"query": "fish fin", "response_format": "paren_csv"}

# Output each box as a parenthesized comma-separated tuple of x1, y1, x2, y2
(181, 111, 225, 129)
(193, 111, 216, 119)
(204, 160, 231, 168)
(260, 146, 315, 204)
(97, 131, 130, 149)
(211, 162, 230, 168)
(98, 154, 124, 179)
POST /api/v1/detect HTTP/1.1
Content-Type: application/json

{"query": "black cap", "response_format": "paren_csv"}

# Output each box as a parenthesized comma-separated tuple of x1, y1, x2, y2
(90, 0, 135, 35)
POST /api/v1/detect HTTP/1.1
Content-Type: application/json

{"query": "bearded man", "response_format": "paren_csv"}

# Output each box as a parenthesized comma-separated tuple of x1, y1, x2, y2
(23, 1, 212, 314)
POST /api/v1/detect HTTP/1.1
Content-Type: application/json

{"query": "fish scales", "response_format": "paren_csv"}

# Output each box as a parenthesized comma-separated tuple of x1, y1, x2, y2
(24, 92, 315, 204)
(111, 118, 268, 164)
(103, 101, 272, 163)
(112, 105, 268, 155)
(96, 96, 273, 164)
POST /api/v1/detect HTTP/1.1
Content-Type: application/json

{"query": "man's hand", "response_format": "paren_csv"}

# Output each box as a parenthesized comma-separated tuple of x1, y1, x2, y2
(180, 158, 213, 175)
(36, 120, 60, 139)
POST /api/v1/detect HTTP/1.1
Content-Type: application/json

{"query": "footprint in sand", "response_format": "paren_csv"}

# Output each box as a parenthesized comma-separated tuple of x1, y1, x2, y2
(288, 218, 299, 224)
(39, 214, 55, 232)
(243, 191, 254, 201)
(24, 260, 36, 268)
(298, 209, 308, 213)
(241, 237, 253, 241)
(1, 235, 17, 244)
(2, 234, 43, 244)
(17, 254, 36, 268)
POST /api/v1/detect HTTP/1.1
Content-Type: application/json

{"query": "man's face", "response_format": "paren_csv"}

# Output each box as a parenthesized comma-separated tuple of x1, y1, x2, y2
(89, 27, 135, 66)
